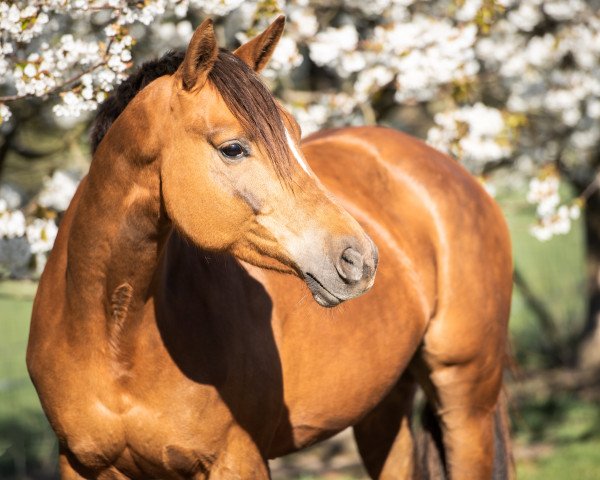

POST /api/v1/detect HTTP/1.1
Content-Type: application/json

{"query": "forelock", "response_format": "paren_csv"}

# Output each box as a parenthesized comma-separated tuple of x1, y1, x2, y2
(208, 50, 291, 180)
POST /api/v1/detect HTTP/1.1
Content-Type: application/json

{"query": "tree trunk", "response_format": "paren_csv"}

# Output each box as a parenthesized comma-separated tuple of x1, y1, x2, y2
(578, 189, 600, 368)
(513, 268, 568, 365)
(0, 125, 16, 179)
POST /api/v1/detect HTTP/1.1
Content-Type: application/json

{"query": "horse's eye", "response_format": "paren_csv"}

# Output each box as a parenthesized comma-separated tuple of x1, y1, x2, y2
(219, 142, 246, 160)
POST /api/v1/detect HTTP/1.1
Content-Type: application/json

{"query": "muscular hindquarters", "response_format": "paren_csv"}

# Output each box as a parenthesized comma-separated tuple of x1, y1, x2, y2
(403, 140, 512, 477)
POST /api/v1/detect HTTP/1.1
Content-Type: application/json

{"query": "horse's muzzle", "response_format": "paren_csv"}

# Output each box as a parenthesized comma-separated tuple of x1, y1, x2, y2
(303, 236, 378, 308)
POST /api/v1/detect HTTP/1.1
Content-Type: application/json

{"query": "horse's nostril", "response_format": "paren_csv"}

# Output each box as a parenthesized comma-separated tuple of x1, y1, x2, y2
(337, 247, 364, 284)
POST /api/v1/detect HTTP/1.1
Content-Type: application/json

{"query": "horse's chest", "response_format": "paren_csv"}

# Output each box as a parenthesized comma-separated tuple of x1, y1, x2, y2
(59, 390, 228, 477)
(117, 403, 225, 477)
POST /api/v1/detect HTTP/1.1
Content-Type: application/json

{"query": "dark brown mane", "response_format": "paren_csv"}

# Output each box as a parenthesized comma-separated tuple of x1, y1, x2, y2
(90, 50, 185, 153)
(90, 49, 290, 177)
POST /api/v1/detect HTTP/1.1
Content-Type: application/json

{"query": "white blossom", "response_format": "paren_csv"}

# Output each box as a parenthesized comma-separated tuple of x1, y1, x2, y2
(288, 6, 318, 39)
(530, 203, 580, 241)
(38, 170, 80, 211)
(455, 0, 482, 22)
(0, 202, 26, 239)
(507, 1, 543, 32)
(355, 66, 394, 102)
(372, 17, 479, 102)
(527, 176, 561, 218)
(309, 24, 359, 70)
(0, 103, 11, 124)
(0, 183, 24, 209)
(543, 0, 585, 21)
(264, 36, 303, 78)
(427, 104, 511, 170)
(26, 217, 58, 254)
(527, 174, 581, 240)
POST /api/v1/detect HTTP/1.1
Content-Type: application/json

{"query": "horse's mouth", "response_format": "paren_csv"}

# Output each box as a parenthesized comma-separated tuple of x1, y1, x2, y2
(304, 272, 343, 308)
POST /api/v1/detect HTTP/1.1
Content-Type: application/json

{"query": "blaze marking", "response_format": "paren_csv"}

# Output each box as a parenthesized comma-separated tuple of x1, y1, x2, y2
(285, 128, 311, 175)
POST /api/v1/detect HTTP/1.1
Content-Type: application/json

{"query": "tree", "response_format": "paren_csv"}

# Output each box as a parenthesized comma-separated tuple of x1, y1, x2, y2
(1, 0, 600, 365)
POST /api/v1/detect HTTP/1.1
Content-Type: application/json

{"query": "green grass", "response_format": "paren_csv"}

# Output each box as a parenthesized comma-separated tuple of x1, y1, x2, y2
(0, 281, 58, 479)
(517, 438, 600, 480)
(512, 391, 600, 479)
(513, 392, 600, 444)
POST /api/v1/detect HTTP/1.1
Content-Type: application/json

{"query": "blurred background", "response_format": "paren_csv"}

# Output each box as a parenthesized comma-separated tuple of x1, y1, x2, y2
(1, 0, 600, 478)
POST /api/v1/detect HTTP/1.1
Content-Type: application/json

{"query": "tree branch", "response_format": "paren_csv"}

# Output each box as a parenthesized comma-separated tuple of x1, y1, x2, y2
(509, 366, 600, 403)
(482, 157, 514, 175)
(0, 61, 107, 103)
(513, 267, 568, 364)
(11, 141, 63, 159)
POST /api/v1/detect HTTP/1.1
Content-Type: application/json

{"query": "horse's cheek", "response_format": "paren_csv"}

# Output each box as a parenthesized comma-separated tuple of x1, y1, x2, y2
(161, 161, 246, 250)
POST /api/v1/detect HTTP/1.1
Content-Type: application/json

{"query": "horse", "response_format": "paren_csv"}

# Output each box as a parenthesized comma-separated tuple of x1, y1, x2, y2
(27, 16, 514, 480)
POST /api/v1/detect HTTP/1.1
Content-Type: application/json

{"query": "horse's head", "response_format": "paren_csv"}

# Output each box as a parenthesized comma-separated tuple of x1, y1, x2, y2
(159, 17, 377, 307)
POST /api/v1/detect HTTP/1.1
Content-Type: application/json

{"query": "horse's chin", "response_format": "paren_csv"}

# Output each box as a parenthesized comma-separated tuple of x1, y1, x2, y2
(303, 272, 345, 308)
(312, 292, 343, 308)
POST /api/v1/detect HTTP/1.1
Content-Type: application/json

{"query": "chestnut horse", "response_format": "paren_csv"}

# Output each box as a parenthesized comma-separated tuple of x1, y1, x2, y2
(27, 17, 513, 480)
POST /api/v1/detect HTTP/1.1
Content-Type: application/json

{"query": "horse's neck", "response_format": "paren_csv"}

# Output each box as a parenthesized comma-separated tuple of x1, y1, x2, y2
(67, 161, 165, 319)
(65, 93, 169, 332)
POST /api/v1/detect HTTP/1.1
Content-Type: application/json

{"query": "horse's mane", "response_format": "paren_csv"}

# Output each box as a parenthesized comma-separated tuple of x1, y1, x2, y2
(90, 50, 185, 153)
(90, 49, 290, 178)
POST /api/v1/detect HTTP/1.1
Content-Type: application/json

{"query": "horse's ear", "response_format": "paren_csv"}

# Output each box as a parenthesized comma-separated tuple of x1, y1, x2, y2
(180, 18, 219, 91)
(233, 15, 285, 73)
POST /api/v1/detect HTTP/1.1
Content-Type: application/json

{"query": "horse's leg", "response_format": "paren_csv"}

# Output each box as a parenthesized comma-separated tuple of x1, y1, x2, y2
(209, 429, 271, 480)
(353, 373, 420, 480)
(490, 392, 515, 480)
(59, 451, 87, 480)
(59, 447, 134, 480)
(413, 345, 505, 480)
(58, 447, 99, 480)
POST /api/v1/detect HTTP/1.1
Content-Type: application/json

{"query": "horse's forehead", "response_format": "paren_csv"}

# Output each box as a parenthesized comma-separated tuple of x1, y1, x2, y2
(177, 84, 239, 124)
(191, 81, 285, 140)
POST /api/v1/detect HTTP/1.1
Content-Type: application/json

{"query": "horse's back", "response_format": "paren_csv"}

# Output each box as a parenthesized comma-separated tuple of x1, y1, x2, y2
(303, 125, 509, 246)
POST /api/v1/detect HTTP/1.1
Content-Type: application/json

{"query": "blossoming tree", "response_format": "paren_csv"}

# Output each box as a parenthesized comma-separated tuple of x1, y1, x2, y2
(1, 0, 600, 365)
